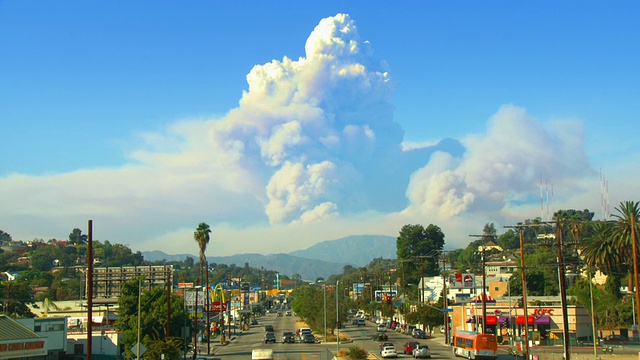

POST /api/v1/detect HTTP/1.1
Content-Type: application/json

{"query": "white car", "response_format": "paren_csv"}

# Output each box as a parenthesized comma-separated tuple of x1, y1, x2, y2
(412, 344, 431, 359)
(377, 324, 387, 332)
(381, 346, 398, 358)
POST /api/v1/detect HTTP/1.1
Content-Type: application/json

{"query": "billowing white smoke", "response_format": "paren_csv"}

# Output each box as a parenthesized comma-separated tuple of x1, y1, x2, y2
(406, 104, 592, 218)
(210, 13, 405, 224)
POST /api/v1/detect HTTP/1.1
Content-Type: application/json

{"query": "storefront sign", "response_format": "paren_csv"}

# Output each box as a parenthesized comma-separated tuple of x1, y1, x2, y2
(533, 308, 554, 316)
(0, 340, 47, 358)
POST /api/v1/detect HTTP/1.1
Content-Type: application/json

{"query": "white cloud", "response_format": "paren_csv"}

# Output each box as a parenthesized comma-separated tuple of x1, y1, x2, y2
(0, 14, 619, 256)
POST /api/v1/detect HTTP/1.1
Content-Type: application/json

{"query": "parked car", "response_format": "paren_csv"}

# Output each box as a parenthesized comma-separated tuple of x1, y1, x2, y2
(403, 341, 420, 355)
(377, 324, 387, 332)
(413, 330, 427, 339)
(381, 346, 398, 358)
(603, 334, 630, 344)
(282, 332, 295, 343)
(264, 332, 276, 343)
(372, 332, 389, 341)
(412, 344, 431, 359)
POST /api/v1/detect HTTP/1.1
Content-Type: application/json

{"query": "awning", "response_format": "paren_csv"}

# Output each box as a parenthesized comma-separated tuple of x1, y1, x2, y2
(516, 315, 535, 325)
(466, 316, 498, 325)
(485, 315, 497, 325)
(534, 316, 551, 325)
(497, 316, 510, 324)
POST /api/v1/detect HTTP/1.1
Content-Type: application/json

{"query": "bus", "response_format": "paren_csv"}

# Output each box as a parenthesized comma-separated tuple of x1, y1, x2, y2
(451, 330, 498, 359)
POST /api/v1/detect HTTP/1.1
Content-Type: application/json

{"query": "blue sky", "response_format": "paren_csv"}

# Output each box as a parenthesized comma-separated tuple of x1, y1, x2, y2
(1, 1, 638, 256)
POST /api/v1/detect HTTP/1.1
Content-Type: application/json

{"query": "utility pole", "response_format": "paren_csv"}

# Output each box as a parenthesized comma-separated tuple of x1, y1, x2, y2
(555, 222, 570, 360)
(336, 280, 340, 354)
(206, 262, 210, 354)
(442, 251, 449, 344)
(503, 224, 530, 360)
(469, 234, 491, 334)
(87, 220, 93, 360)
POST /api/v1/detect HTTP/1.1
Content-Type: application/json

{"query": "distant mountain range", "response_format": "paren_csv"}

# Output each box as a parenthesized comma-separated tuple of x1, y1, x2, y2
(142, 234, 396, 280)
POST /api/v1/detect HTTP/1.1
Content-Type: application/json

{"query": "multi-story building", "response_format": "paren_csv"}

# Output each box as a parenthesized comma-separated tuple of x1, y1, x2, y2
(91, 265, 173, 299)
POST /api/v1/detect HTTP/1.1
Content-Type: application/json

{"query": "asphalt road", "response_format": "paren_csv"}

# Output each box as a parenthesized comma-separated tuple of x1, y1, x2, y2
(208, 314, 640, 359)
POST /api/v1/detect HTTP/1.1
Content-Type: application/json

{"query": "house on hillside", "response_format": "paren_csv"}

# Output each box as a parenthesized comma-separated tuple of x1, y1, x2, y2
(478, 241, 502, 253)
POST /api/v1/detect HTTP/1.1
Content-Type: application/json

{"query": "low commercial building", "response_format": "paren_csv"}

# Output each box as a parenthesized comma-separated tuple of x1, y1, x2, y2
(0, 315, 48, 360)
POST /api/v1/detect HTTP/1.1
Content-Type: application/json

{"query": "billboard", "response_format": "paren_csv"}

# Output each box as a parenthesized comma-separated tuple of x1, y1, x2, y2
(353, 283, 365, 294)
(374, 290, 397, 302)
(448, 273, 475, 289)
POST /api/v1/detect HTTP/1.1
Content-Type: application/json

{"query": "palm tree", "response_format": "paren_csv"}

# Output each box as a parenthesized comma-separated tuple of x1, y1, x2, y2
(579, 220, 628, 300)
(193, 222, 212, 350)
(194, 222, 212, 280)
(610, 201, 640, 322)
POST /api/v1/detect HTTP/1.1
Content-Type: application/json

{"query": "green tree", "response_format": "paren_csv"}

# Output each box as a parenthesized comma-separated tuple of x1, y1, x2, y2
(68, 228, 87, 245)
(0, 281, 35, 317)
(611, 201, 640, 302)
(0, 229, 12, 243)
(396, 224, 445, 285)
(116, 279, 188, 360)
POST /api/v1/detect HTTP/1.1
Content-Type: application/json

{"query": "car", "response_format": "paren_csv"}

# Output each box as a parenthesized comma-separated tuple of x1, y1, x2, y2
(381, 346, 398, 358)
(264, 332, 276, 343)
(357, 319, 366, 327)
(264, 325, 274, 332)
(251, 319, 259, 325)
(379, 342, 394, 352)
(603, 334, 630, 344)
(277, 312, 283, 317)
(412, 344, 431, 359)
(404, 325, 416, 335)
(303, 334, 316, 343)
(352, 319, 359, 325)
(403, 341, 420, 355)
(377, 324, 387, 332)
(372, 332, 389, 341)
(282, 331, 295, 343)
(285, 311, 292, 316)
(413, 330, 427, 339)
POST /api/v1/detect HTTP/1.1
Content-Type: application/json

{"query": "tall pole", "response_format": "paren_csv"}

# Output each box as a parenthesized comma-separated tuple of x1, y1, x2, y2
(589, 269, 597, 358)
(167, 270, 171, 338)
(87, 220, 93, 360)
(193, 285, 199, 358)
(631, 211, 640, 331)
(421, 258, 425, 304)
(481, 247, 487, 334)
(519, 225, 530, 360)
(137, 278, 142, 360)
(336, 281, 340, 354)
(442, 251, 449, 344)
(323, 284, 327, 342)
(183, 288, 187, 360)
(206, 262, 210, 354)
(556, 222, 570, 360)
(388, 268, 393, 320)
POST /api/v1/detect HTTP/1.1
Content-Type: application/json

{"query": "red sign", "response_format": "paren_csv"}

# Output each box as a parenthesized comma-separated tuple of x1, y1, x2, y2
(533, 308, 554, 316)
(211, 301, 227, 312)
(178, 283, 194, 288)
